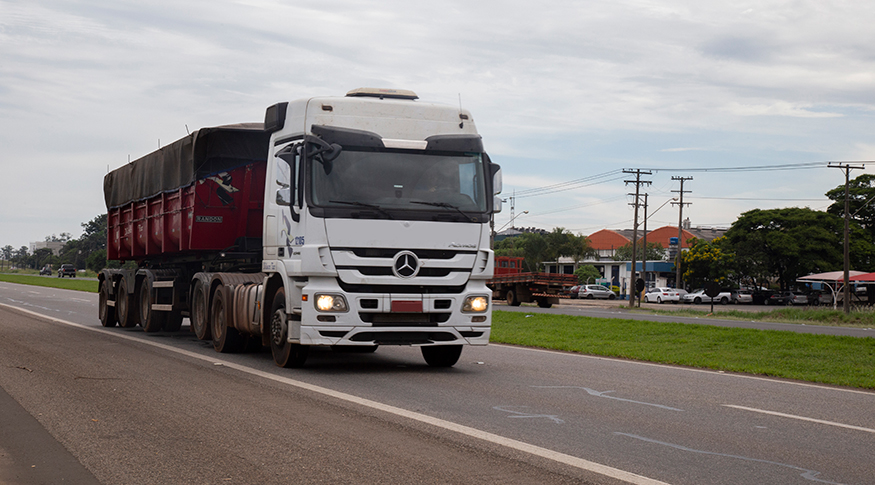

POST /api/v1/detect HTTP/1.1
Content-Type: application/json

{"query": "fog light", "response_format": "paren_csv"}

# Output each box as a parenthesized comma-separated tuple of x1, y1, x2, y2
(315, 294, 348, 312)
(463, 296, 489, 313)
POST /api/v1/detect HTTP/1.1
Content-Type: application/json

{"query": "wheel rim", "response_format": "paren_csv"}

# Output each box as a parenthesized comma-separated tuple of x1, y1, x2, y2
(271, 310, 287, 347)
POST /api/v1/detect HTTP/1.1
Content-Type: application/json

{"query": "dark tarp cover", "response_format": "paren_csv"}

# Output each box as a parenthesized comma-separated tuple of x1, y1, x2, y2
(104, 123, 269, 209)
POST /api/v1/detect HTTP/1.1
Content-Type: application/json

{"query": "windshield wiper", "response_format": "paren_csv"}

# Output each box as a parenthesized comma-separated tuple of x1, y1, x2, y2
(411, 200, 476, 222)
(329, 200, 393, 219)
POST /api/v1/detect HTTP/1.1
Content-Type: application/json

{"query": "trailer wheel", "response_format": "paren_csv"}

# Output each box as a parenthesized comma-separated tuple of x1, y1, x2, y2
(190, 280, 211, 340)
(139, 279, 165, 333)
(506, 290, 521, 307)
(421, 345, 463, 367)
(537, 299, 552, 308)
(269, 287, 309, 368)
(211, 287, 243, 353)
(98, 279, 117, 328)
(116, 277, 139, 328)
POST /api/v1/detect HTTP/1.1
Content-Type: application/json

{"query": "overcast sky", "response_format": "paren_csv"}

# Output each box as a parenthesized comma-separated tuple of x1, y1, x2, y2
(2, 0, 874, 251)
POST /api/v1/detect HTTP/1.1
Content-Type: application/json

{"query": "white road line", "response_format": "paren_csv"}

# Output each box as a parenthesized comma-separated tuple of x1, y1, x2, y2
(1, 303, 669, 485)
(723, 405, 875, 434)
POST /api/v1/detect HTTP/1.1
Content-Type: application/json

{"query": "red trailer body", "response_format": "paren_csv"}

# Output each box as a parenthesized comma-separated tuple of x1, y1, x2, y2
(104, 124, 269, 262)
(107, 163, 266, 261)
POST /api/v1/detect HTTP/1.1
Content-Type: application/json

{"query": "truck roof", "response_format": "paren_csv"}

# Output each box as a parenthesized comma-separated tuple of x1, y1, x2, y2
(104, 123, 268, 209)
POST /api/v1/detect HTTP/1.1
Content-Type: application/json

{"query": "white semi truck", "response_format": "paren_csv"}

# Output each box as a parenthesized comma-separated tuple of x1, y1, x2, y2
(99, 88, 502, 368)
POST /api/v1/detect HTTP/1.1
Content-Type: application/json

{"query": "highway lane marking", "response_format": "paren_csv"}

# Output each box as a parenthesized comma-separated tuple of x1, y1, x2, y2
(615, 433, 845, 485)
(533, 386, 684, 411)
(493, 405, 565, 424)
(0, 303, 669, 485)
(723, 405, 875, 434)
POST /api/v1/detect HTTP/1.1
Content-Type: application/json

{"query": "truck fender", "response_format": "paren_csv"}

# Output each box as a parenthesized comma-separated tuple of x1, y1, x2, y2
(261, 265, 303, 345)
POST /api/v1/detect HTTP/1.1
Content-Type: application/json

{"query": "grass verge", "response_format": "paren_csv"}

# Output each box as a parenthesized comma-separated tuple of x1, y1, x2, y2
(0, 274, 98, 293)
(643, 305, 875, 328)
(492, 310, 875, 389)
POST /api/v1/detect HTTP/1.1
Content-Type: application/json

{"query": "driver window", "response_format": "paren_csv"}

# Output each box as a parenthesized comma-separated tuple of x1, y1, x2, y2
(275, 144, 299, 206)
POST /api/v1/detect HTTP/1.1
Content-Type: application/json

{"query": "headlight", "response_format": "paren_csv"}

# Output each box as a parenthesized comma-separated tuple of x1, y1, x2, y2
(463, 295, 489, 313)
(314, 294, 349, 312)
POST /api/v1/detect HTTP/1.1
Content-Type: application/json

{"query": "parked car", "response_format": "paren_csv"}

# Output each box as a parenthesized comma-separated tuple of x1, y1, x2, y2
(566, 285, 582, 299)
(731, 289, 753, 304)
(39, 265, 52, 276)
(57, 264, 76, 278)
(768, 291, 807, 305)
(683, 289, 732, 304)
(644, 287, 681, 304)
(577, 284, 617, 300)
(807, 291, 833, 306)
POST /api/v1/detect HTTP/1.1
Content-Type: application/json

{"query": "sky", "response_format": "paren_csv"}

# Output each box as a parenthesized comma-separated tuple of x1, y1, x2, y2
(2, 0, 874, 251)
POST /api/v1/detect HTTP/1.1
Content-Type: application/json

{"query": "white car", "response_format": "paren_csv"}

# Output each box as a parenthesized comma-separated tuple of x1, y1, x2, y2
(577, 284, 618, 300)
(644, 287, 681, 304)
(682, 289, 732, 304)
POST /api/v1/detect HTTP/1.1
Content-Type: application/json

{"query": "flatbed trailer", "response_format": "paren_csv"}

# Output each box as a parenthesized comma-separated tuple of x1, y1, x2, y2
(488, 271, 578, 308)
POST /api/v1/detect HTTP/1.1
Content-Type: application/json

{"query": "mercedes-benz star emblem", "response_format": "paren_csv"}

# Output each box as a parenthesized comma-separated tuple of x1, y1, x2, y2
(392, 251, 420, 278)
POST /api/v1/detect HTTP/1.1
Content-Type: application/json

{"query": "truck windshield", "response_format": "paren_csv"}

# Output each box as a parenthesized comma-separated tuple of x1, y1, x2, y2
(310, 149, 488, 216)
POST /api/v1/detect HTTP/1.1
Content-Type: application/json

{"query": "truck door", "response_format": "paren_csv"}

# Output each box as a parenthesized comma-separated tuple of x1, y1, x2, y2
(265, 142, 303, 263)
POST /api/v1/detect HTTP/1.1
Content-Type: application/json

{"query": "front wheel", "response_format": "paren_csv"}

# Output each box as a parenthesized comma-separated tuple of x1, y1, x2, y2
(421, 345, 463, 367)
(694, 297, 702, 304)
(269, 287, 309, 368)
(720, 297, 729, 305)
(506, 290, 521, 307)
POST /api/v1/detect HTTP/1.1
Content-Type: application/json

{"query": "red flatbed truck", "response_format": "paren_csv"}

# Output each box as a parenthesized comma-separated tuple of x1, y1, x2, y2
(488, 256, 577, 308)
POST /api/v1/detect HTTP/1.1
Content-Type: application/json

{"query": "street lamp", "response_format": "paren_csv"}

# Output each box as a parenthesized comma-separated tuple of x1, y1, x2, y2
(497, 210, 528, 233)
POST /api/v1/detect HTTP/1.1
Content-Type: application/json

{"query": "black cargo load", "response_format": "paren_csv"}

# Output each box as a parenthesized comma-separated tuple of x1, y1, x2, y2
(104, 123, 269, 209)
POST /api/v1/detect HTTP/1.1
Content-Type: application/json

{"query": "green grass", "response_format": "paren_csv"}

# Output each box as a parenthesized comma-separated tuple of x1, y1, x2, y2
(0, 274, 99, 293)
(492, 310, 875, 389)
(643, 305, 875, 328)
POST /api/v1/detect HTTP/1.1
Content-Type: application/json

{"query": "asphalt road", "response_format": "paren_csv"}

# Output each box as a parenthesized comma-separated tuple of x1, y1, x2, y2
(1, 282, 873, 485)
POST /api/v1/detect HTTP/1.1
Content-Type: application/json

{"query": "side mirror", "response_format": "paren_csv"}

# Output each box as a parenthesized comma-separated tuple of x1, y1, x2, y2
(493, 196, 503, 213)
(491, 164, 502, 195)
(276, 188, 292, 206)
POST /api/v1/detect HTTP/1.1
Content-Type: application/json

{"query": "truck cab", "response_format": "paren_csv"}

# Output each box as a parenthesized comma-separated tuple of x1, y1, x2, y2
(260, 88, 502, 366)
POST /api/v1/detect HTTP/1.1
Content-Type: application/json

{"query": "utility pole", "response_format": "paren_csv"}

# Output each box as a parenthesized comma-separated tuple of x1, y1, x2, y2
(624, 169, 651, 307)
(641, 193, 648, 308)
(672, 176, 693, 290)
(829, 162, 865, 314)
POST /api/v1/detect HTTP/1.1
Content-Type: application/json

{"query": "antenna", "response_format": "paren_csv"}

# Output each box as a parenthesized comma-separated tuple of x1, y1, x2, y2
(185, 124, 190, 135)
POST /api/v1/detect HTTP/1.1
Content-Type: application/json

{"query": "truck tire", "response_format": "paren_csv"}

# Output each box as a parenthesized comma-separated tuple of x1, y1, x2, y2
(269, 287, 309, 368)
(98, 279, 117, 328)
(116, 277, 139, 328)
(421, 345, 462, 367)
(163, 311, 183, 332)
(211, 287, 244, 353)
(506, 290, 521, 307)
(537, 299, 552, 308)
(139, 279, 165, 333)
(190, 280, 211, 340)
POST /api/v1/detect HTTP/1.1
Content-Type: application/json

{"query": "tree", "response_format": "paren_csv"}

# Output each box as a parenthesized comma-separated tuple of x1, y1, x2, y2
(1, 245, 12, 271)
(495, 228, 594, 272)
(679, 237, 734, 289)
(574, 265, 602, 284)
(721, 207, 875, 290)
(825, 173, 875, 244)
(611, 242, 666, 261)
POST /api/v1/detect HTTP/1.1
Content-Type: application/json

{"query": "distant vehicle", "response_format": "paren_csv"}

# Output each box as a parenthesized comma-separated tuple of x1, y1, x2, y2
(683, 289, 731, 304)
(567, 285, 582, 299)
(58, 264, 76, 278)
(644, 287, 681, 304)
(578, 284, 617, 300)
(731, 289, 753, 304)
(39, 265, 52, 276)
(769, 291, 807, 305)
